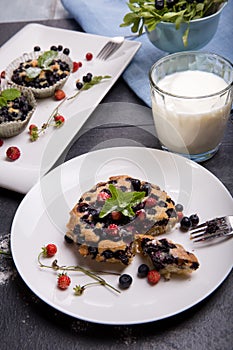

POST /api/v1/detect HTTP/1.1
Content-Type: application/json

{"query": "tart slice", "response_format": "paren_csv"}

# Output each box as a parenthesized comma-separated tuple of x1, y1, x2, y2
(136, 234, 200, 279)
(65, 175, 178, 265)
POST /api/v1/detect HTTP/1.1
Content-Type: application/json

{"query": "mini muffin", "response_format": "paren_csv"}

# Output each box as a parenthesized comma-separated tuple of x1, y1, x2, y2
(0, 84, 36, 138)
(65, 175, 178, 265)
(5, 50, 72, 98)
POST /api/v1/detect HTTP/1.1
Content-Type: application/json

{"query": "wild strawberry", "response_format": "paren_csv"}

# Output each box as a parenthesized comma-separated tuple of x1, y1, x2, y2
(54, 115, 65, 127)
(0, 139, 4, 147)
(72, 61, 79, 72)
(78, 61, 82, 68)
(145, 197, 157, 208)
(107, 224, 119, 236)
(29, 124, 38, 133)
(0, 71, 5, 79)
(57, 273, 71, 290)
(147, 270, 161, 285)
(6, 146, 21, 161)
(85, 52, 93, 61)
(136, 209, 146, 221)
(111, 211, 122, 221)
(42, 243, 57, 257)
(54, 89, 66, 101)
(177, 211, 184, 222)
(97, 191, 111, 201)
(29, 124, 39, 141)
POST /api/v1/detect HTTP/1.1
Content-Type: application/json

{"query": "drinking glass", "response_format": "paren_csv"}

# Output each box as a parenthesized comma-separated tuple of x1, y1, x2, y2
(149, 52, 233, 162)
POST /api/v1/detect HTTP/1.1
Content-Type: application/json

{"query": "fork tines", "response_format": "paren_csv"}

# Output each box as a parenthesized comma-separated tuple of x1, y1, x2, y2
(96, 37, 124, 60)
(190, 216, 233, 243)
(96, 42, 115, 60)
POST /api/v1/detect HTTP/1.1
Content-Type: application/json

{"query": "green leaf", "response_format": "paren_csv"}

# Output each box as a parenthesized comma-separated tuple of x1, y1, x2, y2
(82, 75, 111, 91)
(1, 88, 21, 101)
(38, 50, 58, 68)
(0, 96, 7, 107)
(25, 67, 42, 79)
(120, 0, 227, 43)
(182, 26, 190, 47)
(99, 184, 146, 218)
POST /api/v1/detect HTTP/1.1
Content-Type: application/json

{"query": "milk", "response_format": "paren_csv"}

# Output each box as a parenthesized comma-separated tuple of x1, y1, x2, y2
(151, 70, 232, 155)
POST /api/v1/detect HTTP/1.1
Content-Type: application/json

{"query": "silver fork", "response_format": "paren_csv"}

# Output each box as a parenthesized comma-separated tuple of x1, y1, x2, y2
(190, 215, 233, 243)
(96, 36, 125, 60)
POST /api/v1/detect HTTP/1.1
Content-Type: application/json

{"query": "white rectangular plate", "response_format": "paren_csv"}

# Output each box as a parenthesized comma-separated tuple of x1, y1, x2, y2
(0, 23, 141, 193)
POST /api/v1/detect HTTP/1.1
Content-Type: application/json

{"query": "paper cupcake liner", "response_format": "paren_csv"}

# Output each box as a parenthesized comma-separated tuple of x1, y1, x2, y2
(0, 85, 37, 138)
(5, 50, 73, 99)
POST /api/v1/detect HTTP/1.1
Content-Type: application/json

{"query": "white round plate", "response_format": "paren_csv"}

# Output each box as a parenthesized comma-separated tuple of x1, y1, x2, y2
(11, 147, 233, 325)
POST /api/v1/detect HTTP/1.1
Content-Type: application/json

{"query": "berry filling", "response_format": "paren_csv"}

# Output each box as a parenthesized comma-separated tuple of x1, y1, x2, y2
(0, 94, 33, 124)
(11, 58, 70, 89)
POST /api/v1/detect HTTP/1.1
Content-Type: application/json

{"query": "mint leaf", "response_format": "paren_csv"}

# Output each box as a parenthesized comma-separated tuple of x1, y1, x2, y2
(99, 184, 145, 218)
(26, 67, 42, 79)
(38, 50, 58, 68)
(0, 96, 7, 107)
(81, 75, 111, 91)
(1, 88, 21, 101)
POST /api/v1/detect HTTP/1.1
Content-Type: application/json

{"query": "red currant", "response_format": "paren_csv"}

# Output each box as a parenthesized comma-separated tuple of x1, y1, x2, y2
(85, 52, 93, 61)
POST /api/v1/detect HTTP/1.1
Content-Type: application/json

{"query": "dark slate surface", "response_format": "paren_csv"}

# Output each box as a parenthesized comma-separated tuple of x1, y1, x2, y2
(0, 19, 232, 350)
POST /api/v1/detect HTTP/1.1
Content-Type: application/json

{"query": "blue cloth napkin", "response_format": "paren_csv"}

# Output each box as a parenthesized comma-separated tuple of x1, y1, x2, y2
(61, 0, 233, 106)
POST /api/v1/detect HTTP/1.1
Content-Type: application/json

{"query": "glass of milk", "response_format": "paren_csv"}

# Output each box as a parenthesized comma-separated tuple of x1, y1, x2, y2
(149, 52, 233, 162)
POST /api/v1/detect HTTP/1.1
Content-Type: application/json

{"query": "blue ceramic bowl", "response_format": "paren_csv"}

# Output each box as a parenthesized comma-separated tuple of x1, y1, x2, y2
(146, 4, 226, 53)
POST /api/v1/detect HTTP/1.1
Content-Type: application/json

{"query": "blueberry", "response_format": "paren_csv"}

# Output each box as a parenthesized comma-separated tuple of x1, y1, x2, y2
(57, 45, 63, 51)
(131, 178, 141, 191)
(77, 203, 89, 212)
(137, 264, 149, 278)
(189, 214, 199, 227)
(50, 45, 57, 51)
(64, 235, 73, 244)
(141, 183, 151, 196)
(102, 250, 114, 259)
(83, 73, 92, 83)
(63, 48, 70, 55)
(155, 0, 164, 10)
(119, 274, 133, 289)
(34, 46, 41, 52)
(88, 246, 98, 258)
(180, 216, 192, 231)
(76, 82, 83, 90)
(175, 203, 183, 212)
(167, 0, 175, 7)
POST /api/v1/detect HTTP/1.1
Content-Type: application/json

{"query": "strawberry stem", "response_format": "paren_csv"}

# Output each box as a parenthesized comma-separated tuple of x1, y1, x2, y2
(38, 251, 120, 294)
(0, 249, 12, 257)
(30, 75, 111, 141)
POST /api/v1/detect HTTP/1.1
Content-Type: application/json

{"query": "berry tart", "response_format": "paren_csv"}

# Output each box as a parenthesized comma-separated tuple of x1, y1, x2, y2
(5, 50, 72, 98)
(65, 175, 178, 265)
(136, 234, 199, 279)
(0, 85, 36, 138)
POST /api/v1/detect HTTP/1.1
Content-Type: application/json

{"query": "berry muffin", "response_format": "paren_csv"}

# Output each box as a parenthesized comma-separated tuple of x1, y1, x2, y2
(0, 85, 36, 138)
(5, 50, 72, 98)
(65, 175, 178, 265)
(136, 234, 200, 279)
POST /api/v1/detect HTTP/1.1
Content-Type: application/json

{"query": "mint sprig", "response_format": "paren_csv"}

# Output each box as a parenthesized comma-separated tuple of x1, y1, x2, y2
(0, 88, 21, 108)
(26, 50, 58, 79)
(29, 75, 111, 141)
(99, 184, 146, 218)
(67, 75, 111, 101)
(120, 0, 227, 46)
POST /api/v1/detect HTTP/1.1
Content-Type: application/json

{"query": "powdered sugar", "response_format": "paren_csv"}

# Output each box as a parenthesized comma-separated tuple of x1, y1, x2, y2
(0, 233, 17, 285)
